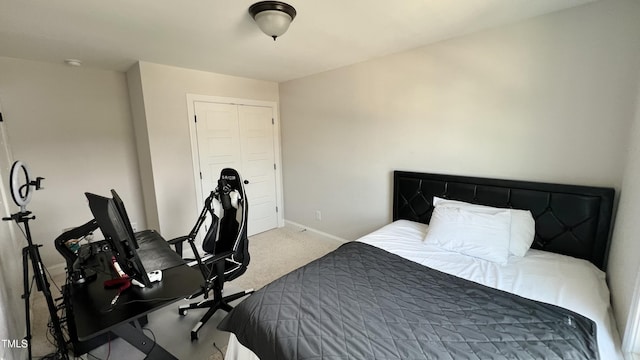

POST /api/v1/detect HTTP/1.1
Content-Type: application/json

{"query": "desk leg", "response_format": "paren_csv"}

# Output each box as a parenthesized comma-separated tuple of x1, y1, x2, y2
(110, 320, 178, 360)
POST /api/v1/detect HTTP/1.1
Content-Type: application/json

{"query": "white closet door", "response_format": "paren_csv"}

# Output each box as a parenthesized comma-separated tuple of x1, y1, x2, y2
(193, 101, 278, 236)
(238, 105, 278, 235)
(194, 102, 242, 193)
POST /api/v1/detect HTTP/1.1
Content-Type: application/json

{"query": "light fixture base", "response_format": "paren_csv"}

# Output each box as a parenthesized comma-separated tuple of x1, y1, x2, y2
(249, 1, 296, 21)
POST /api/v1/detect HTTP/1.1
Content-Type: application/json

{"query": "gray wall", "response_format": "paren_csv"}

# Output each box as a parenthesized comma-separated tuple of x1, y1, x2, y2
(279, 0, 640, 342)
(0, 57, 145, 268)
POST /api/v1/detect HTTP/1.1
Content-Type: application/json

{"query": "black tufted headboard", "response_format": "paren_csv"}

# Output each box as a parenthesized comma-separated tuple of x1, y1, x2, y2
(393, 171, 615, 271)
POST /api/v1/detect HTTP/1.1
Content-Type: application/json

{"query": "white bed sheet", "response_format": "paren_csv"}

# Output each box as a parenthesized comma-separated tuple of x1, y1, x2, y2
(225, 220, 622, 360)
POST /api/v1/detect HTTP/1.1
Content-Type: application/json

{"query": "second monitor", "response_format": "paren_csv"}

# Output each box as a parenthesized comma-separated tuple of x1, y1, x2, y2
(85, 192, 152, 288)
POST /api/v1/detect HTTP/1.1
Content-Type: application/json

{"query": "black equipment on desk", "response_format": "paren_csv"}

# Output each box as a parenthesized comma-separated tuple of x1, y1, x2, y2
(53, 189, 199, 359)
(85, 192, 152, 287)
(169, 168, 253, 341)
(54, 219, 101, 285)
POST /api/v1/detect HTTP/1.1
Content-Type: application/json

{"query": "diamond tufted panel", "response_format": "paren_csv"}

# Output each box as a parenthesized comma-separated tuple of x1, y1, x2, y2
(393, 171, 615, 271)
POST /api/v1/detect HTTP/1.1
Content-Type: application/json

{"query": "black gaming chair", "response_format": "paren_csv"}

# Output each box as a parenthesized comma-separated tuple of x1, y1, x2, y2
(168, 168, 252, 340)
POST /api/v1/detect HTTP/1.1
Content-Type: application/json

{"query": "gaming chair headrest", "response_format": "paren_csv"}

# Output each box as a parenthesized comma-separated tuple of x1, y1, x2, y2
(218, 168, 245, 211)
(219, 168, 242, 189)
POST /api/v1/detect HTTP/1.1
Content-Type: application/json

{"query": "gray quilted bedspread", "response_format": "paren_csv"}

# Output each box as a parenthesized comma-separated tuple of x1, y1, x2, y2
(218, 242, 598, 359)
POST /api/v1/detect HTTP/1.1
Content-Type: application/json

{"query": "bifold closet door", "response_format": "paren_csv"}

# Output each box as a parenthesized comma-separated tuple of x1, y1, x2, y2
(194, 101, 278, 236)
(237, 105, 278, 236)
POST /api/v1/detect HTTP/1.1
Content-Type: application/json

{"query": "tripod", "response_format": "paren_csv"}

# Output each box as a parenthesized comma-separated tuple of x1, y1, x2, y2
(3, 160, 68, 359)
(3, 211, 68, 360)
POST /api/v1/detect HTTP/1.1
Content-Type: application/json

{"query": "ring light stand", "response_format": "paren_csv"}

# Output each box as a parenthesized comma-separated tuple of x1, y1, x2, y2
(2, 161, 68, 360)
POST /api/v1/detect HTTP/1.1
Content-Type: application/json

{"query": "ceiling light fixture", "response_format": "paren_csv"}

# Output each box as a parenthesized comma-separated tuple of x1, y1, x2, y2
(249, 1, 297, 41)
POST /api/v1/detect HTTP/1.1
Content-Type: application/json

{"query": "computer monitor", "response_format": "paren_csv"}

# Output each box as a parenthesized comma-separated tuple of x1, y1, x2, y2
(110, 189, 139, 250)
(85, 192, 152, 288)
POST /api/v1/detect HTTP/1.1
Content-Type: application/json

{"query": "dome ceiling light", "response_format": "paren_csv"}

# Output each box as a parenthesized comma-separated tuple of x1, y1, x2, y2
(248, 1, 297, 41)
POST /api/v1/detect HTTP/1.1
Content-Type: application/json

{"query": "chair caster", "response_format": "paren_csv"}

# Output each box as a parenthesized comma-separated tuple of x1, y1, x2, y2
(179, 308, 188, 316)
(191, 321, 203, 341)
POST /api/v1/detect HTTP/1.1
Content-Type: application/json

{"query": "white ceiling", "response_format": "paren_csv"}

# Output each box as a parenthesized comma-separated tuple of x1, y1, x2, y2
(0, 0, 595, 82)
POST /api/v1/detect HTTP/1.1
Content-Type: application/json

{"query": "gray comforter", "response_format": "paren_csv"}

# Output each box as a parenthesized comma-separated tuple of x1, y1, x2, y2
(218, 242, 598, 359)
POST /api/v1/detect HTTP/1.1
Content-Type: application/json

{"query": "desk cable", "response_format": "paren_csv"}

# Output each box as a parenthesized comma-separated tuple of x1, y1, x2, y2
(101, 257, 133, 312)
(213, 342, 224, 358)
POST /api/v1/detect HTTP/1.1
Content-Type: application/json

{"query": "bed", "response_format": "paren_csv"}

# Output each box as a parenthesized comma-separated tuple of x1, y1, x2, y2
(219, 171, 622, 359)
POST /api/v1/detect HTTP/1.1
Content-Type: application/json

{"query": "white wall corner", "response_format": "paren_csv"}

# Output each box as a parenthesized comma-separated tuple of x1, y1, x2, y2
(0, 105, 26, 360)
(623, 266, 640, 353)
(624, 351, 640, 360)
(621, 61, 640, 356)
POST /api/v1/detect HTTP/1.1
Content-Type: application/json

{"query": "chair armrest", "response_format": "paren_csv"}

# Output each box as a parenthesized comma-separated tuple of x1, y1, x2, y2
(206, 251, 234, 264)
(167, 235, 189, 244)
(167, 235, 189, 257)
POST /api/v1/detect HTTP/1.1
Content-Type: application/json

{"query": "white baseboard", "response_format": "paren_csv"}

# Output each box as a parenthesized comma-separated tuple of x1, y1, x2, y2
(284, 220, 349, 243)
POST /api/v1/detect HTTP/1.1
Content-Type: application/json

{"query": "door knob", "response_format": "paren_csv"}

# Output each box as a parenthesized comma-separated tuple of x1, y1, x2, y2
(244, 180, 249, 184)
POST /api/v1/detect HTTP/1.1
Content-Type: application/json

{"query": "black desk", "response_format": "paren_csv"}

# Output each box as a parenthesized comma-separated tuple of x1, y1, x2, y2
(65, 231, 202, 359)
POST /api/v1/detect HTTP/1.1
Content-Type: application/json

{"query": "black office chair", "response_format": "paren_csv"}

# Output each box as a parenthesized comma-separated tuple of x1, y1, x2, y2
(168, 168, 253, 340)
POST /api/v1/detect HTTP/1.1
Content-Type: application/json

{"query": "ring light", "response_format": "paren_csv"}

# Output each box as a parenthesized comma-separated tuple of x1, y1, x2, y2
(8, 160, 43, 212)
(10, 160, 33, 211)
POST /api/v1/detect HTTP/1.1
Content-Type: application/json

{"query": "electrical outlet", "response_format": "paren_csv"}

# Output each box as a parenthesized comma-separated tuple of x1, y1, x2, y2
(315, 210, 322, 221)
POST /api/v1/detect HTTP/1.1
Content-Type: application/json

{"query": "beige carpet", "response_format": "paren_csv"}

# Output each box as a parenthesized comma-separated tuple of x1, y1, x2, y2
(228, 225, 343, 292)
(31, 224, 343, 359)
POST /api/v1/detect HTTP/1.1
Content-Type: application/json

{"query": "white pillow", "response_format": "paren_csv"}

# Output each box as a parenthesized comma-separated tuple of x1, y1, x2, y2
(432, 197, 535, 257)
(425, 206, 511, 264)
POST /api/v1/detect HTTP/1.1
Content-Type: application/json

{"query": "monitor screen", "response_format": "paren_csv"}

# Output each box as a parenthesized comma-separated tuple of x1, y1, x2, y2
(85, 192, 151, 288)
(110, 189, 139, 250)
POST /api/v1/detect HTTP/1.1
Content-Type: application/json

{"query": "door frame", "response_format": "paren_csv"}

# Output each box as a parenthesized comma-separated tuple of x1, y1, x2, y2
(186, 94, 285, 230)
